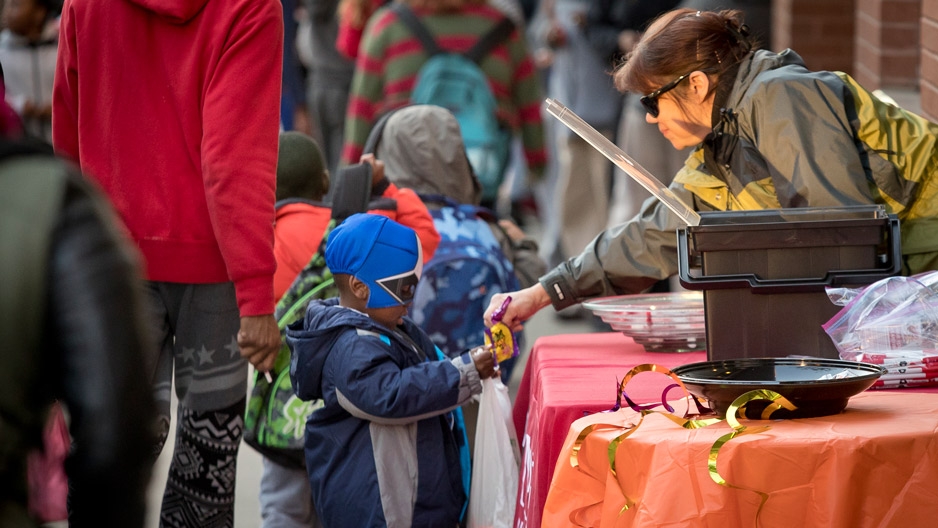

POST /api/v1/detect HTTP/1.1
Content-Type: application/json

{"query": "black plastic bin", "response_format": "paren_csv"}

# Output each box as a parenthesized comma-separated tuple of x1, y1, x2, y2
(677, 206, 901, 361)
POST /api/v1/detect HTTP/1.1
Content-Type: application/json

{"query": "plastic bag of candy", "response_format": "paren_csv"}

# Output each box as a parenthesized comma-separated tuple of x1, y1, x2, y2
(824, 271, 938, 389)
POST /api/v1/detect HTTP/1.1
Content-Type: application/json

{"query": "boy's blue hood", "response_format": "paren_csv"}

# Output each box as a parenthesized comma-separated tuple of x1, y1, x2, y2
(287, 298, 382, 401)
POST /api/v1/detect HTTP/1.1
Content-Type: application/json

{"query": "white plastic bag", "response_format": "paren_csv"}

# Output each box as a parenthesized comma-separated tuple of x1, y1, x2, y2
(468, 377, 521, 528)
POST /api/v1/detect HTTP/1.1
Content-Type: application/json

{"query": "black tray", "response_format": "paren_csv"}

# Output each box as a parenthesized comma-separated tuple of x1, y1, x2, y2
(672, 358, 887, 419)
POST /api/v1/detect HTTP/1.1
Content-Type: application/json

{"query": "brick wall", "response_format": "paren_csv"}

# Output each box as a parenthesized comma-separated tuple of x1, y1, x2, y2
(924, 0, 938, 119)
(772, 0, 856, 73)
(855, 0, 922, 90)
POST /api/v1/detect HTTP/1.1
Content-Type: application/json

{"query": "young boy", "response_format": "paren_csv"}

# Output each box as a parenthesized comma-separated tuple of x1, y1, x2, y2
(259, 131, 445, 528)
(272, 131, 332, 300)
(288, 212, 497, 528)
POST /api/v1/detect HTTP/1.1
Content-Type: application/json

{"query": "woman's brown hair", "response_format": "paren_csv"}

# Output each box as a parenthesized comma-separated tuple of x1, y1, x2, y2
(614, 8, 755, 100)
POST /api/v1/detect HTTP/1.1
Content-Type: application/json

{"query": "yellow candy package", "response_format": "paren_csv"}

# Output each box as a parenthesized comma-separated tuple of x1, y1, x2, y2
(484, 297, 519, 364)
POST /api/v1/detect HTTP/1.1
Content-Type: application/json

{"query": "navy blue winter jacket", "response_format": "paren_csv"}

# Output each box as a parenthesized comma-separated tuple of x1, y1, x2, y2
(287, 298, 481, 527)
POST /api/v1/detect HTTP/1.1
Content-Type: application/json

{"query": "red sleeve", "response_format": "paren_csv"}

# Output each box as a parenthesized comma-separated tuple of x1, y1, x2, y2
(200, 1, 284, 316)
(51, 2, 79, 162)
(374, 183, 440, 262)
(335, 0, 385, 60)
(336, 20, 364, 60)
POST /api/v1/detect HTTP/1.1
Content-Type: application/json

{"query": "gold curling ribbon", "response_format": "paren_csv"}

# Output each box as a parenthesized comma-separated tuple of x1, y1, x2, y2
(567, 368, 796, 523)
(708, 389, 797, 527)
(571, 364, 720, 470)
(567, 421, 642, 524)
(570, 422, 633, 469)
(569, 364, 722, 517)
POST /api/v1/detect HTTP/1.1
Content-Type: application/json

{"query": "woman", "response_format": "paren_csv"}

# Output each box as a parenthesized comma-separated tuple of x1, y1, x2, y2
(484, 7, 938, 331)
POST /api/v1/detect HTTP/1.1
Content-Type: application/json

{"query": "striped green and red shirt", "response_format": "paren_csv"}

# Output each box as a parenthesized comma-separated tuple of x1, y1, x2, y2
(342, 4, 547, 177)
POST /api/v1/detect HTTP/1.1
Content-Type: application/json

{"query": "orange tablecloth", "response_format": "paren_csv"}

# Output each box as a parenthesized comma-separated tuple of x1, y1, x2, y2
(543, 391, 938, 528)
(511, 333, 706, 528)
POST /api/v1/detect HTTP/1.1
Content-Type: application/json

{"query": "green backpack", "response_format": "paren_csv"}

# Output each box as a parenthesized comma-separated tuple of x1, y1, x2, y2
(244, 219, 337, 468)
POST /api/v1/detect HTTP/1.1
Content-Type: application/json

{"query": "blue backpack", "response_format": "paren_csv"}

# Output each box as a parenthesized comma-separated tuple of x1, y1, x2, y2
(393, 4, 515, 202)
(409, 195, 522, 380)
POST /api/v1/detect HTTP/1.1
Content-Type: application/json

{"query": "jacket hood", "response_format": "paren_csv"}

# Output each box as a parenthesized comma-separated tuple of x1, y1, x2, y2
(705, 49, 809, 168)
(377, 105, 482, 206)
(124, 0, 209, 23)
(726, 49, 807, 109)
(287, 298, 381, 401)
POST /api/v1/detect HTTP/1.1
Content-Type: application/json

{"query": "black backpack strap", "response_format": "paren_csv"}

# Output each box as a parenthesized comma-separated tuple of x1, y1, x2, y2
(465, 17, 515, 64)
(391, 3, 442, 56)
(363, 106, 404, 156)
(417, 193, 460, 209)
(330, 162, 374, 222)
(458, 202, 500, 223)
(366, 196, 398, 212)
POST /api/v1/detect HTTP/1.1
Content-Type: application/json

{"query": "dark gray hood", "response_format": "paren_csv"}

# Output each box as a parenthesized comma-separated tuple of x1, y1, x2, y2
(377, 105, 482, 205)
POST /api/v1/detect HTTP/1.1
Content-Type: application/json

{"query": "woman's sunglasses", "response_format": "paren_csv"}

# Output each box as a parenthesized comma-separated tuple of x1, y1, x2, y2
(639, 72, 692, 118)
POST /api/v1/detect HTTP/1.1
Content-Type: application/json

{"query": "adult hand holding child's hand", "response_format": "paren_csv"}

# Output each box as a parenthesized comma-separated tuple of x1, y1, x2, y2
(238, 314, 281, 373)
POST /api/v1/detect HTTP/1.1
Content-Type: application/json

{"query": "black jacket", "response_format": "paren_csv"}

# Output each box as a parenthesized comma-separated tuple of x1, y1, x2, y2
(0, 142, 155, 527)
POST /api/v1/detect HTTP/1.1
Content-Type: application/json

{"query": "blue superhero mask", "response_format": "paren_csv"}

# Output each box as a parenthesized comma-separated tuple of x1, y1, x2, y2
(325, 213, 423, 308)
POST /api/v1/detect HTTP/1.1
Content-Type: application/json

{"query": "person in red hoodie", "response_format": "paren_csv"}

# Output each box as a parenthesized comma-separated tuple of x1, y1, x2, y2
(51, 0, 283, 525)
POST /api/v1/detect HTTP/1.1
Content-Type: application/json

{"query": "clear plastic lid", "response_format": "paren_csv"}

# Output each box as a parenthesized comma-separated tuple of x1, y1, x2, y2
(545, 98, 701, 226)
(697, 205, 888, 226)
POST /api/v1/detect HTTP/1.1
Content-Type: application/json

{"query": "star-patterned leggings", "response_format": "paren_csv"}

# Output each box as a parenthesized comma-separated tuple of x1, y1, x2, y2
(144, 282, 249, 528)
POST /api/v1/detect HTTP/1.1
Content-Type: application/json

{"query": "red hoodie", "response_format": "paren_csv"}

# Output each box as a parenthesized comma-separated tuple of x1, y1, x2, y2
(52, 0, 284, 317)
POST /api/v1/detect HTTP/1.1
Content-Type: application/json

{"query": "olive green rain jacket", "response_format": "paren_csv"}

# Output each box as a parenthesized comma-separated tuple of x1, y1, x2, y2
(541, 49, 938, 310)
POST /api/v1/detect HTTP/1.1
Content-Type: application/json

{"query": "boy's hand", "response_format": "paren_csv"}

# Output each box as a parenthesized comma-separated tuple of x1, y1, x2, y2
(359, 153, 386, 187)
(498, 219, 525, 242)
(471, 345, 498, 379)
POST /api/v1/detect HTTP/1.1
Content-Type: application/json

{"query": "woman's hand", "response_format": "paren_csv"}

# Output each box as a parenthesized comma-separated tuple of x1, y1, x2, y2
(483, 283, 552, 333)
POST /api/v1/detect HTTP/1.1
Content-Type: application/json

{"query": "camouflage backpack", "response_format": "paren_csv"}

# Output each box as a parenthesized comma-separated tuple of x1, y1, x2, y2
(244, 219, 337, 468)
(409, 194, 522, 379)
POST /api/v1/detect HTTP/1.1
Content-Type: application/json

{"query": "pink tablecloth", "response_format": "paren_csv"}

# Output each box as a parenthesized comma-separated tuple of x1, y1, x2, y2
(511, 332, 938, 528)
(511, 333, 706, 528)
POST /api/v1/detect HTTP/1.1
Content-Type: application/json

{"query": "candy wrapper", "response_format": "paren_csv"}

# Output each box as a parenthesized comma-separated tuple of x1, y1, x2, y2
(484, 297, 519, 364)
(823, 271, 938, 388)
